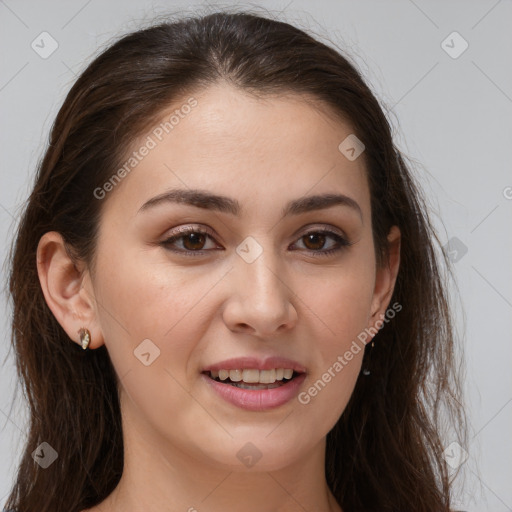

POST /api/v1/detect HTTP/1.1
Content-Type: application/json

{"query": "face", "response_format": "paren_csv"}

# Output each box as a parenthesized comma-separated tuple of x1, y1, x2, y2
(78, 83, 398, 471)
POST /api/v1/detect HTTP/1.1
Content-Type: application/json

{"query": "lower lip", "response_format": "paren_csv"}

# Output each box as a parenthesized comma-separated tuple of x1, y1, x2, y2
(201, 372, 307, 411)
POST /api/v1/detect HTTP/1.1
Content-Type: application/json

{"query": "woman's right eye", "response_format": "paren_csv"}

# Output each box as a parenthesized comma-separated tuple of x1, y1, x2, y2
(161, 227, 221, 255)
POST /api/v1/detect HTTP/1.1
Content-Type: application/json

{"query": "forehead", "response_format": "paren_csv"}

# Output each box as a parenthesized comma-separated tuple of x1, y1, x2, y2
(101, 83, 370, 221)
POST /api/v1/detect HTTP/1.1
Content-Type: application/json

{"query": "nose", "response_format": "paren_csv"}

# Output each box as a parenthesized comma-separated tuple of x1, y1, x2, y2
(222, 247, 298, 337)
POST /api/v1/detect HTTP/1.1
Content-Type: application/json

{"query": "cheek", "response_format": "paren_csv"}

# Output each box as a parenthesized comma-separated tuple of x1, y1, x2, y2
(298, 253, 376, 346)
(312, 281, 372, 337)
(92, 251, 219, 449)
(92, 243, 220, 382)
(291, 322, 365, 454)
(289, 251, 374, 431)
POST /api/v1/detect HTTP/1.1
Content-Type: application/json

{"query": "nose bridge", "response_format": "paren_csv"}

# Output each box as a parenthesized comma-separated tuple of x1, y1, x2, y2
(236, 235, 285, 307)
(225, 235, 296, 334)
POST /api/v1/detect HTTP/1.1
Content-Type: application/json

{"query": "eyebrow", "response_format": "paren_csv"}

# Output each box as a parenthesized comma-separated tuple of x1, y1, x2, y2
(137, 188, 362, 220)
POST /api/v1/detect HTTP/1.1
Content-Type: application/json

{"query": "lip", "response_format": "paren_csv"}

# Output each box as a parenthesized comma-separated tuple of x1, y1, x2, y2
(202, 356, 307, 373)
(201, 372, 307, 411)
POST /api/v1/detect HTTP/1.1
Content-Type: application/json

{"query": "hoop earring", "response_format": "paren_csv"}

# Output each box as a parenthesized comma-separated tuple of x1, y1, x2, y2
(78, 328, 91, 350)
(362, 340, 375, 376)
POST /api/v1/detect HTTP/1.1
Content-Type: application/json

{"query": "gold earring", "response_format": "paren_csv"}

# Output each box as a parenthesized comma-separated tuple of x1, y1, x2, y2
(78, 328, 91, 350)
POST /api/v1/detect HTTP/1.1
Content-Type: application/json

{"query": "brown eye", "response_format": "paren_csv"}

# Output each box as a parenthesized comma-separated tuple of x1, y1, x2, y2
(182, 232, 207, 250)
(161, 227, 220, 255)
(291, 229, 351, 256)
(302, 233, 327, 251)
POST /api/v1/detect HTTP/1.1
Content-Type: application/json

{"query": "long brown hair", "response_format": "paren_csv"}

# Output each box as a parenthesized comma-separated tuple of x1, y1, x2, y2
(4, 9, 467, 512)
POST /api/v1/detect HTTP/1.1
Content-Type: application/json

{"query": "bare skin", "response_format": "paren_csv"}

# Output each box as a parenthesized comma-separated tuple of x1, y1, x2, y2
(37, 82, 400, 512)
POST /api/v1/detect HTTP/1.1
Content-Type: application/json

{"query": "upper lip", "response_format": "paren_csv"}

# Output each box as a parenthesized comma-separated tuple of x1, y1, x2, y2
(202, 356, 307, 373)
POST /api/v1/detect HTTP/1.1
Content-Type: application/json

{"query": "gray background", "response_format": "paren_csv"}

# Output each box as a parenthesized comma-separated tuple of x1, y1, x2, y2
(1, 1, 511, 510)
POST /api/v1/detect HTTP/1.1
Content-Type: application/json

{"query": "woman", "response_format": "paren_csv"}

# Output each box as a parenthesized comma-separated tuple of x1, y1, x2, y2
(4, 10, 467, 512)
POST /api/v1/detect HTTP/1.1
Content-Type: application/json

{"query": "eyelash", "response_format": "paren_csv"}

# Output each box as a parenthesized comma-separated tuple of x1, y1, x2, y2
(160, 226, 353, 258)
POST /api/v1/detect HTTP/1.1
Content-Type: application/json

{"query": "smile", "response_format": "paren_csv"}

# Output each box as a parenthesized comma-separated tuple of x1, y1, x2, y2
(209, 368, 296, 385)
(201, 369, 306, 411)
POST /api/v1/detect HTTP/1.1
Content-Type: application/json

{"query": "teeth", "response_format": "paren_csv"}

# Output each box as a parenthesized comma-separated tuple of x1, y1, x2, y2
(208, 368, 296, 384)
(242, 369, 260, 383)
(283, 369, 293, 379)
(229, 369, 242, 382)
(259, 369, 276, 384)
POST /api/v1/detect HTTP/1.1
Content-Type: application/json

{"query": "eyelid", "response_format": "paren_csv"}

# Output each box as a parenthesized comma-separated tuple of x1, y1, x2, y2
(294, 223, 348, 240)
(166, 224, 215, 236)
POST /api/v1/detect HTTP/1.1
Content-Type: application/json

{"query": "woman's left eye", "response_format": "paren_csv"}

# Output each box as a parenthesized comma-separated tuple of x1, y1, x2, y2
(161, 227, 351, 257)
(291, 230, 351, 255)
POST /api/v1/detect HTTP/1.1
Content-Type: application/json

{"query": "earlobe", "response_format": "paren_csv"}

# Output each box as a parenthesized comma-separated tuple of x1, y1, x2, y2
(369, 225, 401, 324)
(36, 231, 104, 349)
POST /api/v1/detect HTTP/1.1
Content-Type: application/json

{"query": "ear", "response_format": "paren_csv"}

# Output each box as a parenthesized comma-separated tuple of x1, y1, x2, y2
(36, 231, 104, 350)
(369, 225, 401, 327)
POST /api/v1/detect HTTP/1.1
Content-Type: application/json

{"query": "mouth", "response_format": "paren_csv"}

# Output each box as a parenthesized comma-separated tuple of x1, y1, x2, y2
(200, 367, 307, 411)
(202, 368, 303, 390)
